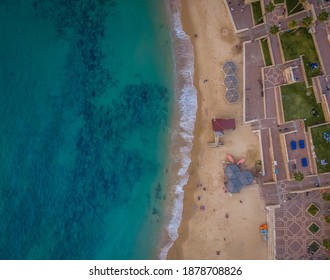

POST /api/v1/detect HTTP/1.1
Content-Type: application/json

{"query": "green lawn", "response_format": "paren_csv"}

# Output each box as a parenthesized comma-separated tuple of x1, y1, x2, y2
(281, 82, 325, 128)
(274, 0, 284, 4)
(280, 28, 321, 85)
(260, 38, 272, 66)
(311, 124, 330, 173)
(286, 0, 304, 15)
(252, 1, 264, 25)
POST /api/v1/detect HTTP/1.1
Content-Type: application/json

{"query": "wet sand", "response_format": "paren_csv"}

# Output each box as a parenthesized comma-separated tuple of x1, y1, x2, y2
(167, 0, 268, 260)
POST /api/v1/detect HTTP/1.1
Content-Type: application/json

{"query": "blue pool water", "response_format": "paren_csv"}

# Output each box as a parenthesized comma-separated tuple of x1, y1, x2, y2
(0, 0, 174, 259)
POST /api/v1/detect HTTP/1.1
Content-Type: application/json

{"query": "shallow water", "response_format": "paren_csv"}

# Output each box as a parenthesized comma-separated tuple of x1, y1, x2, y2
(0, 0, 174, 259)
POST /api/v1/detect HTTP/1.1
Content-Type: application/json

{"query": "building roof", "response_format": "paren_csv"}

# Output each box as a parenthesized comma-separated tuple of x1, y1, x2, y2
(223, 75, 239, 89)
(225, 89, 240, 103)
(222, 61, 238, 75)
(212, 118, 236, 132)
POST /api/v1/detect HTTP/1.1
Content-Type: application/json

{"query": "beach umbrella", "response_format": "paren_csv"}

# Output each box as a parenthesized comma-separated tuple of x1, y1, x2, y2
(224, 164, 254, 193)
(225, 89, 240, 103)
(222, 61, 238, 75)
(223, 75, 238, 89)
(241, 171, 254, 185)
(225, 164, 241, 180)
(227, 154, 235, 164)
(238, 172, 250, 185)
(226, 179, 243, 193)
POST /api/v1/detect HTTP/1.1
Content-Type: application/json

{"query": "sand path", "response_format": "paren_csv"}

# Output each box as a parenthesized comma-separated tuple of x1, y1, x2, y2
(167, 0, 268, 260)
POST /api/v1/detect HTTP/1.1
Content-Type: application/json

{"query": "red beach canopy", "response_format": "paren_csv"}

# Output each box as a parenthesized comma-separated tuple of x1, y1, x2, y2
(212, 118, 236, 132)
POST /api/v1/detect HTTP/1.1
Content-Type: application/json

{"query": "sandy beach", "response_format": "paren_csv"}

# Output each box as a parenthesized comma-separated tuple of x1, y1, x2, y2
(167, 0, 268, 260)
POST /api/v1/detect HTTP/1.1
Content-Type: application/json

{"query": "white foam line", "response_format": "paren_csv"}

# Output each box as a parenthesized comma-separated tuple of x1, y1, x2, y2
(159, 0, 197, 260)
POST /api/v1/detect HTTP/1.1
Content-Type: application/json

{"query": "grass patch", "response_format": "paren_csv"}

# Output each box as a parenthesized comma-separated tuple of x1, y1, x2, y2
(286, 0, 304, 15)
(311, 124, 330, 173)
(274, 0, 284, 4)
(280, 28, 321, 85)
(260, 39, 272, 66)
(252, 1, 264, 25)
(281, 83, 325, 128)
(325, 216, 330, 224)
(309, 241, 320, 253)
(324, 239, 330, 249)
(308, 223, 320, 234)
(323, 192, 330, 201)
(307, 204, 319, 216)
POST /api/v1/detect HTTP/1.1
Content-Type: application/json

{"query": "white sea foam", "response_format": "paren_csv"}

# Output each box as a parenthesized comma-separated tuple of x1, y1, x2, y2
(159, 0, 197, 260)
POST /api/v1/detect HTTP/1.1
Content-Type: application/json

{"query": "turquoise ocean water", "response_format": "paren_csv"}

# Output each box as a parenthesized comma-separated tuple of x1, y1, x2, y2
(0, 0, 175, 259)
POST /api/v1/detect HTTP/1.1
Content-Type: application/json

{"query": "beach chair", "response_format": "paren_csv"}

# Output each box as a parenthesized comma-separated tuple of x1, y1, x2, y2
(301, 158, 308, 167)
(299, 139, 305, 149)
(290, 141, 297, 150)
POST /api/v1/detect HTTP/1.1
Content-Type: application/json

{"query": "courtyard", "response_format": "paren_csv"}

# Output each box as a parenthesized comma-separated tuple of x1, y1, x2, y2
(280, 28, 322, 85)
(274, 190, 330, 260)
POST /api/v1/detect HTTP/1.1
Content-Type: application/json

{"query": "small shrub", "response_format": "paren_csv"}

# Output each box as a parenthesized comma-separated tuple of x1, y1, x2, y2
(322, 192, 330, 201)
(307, 204, 319, 216)
(317, 11, 329, 23)
(288, 19, 298, 30)
(309, 241, 320, 253)
(325, 215, 330, 224)
(308, 223, 320, 234)
(302, 16, 313, 29)
(269, 25, 280, 35)
(323, 239, 330, 250)
(294, 171, 304, 182)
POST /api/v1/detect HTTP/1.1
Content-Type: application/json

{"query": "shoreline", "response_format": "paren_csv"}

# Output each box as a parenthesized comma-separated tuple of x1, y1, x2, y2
(167, 0, 268, 260)
(165, 0, 202, 259)
(158, 0, 198, 259)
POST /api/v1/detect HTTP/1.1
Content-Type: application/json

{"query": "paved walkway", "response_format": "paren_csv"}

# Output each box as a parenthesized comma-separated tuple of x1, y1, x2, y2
(259, 128, 273, 183)
(317, 75, 330, 114)
(264, 88, 277, 119)
(269, 35, 283, 65)
(263, 59, 304, 88)
(314, 25, 330, 75)
(266, 3, 285, 26)
(244, 41, 265, 122)
(259, 175, 330, 205)
(270, 127, 287, 181)
(274, 190, 330, 260)
(226, 0, 253, 31)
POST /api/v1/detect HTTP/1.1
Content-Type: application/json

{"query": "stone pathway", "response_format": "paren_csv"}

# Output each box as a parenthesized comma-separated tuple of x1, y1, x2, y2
(244, 41, 265, 122)
(226, 0, 253, 32)
(274, 190, 330, 260)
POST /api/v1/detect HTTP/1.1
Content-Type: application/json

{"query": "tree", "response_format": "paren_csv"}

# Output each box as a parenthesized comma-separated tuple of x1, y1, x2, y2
(258, 3, 275, 22)
(288, 19, 298, 30)
(290, 0, 308, 14)
(317, 11, 329, 23)
(323, 239, 330, 250)
(269, 25, 280, 35)
(265, 2, 275, 13)
(293, 171, 304, 182)
(301, 16, 313, 29)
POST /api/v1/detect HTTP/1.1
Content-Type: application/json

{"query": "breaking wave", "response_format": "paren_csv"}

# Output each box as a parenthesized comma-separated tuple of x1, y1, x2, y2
(159, 0, 197, 260)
